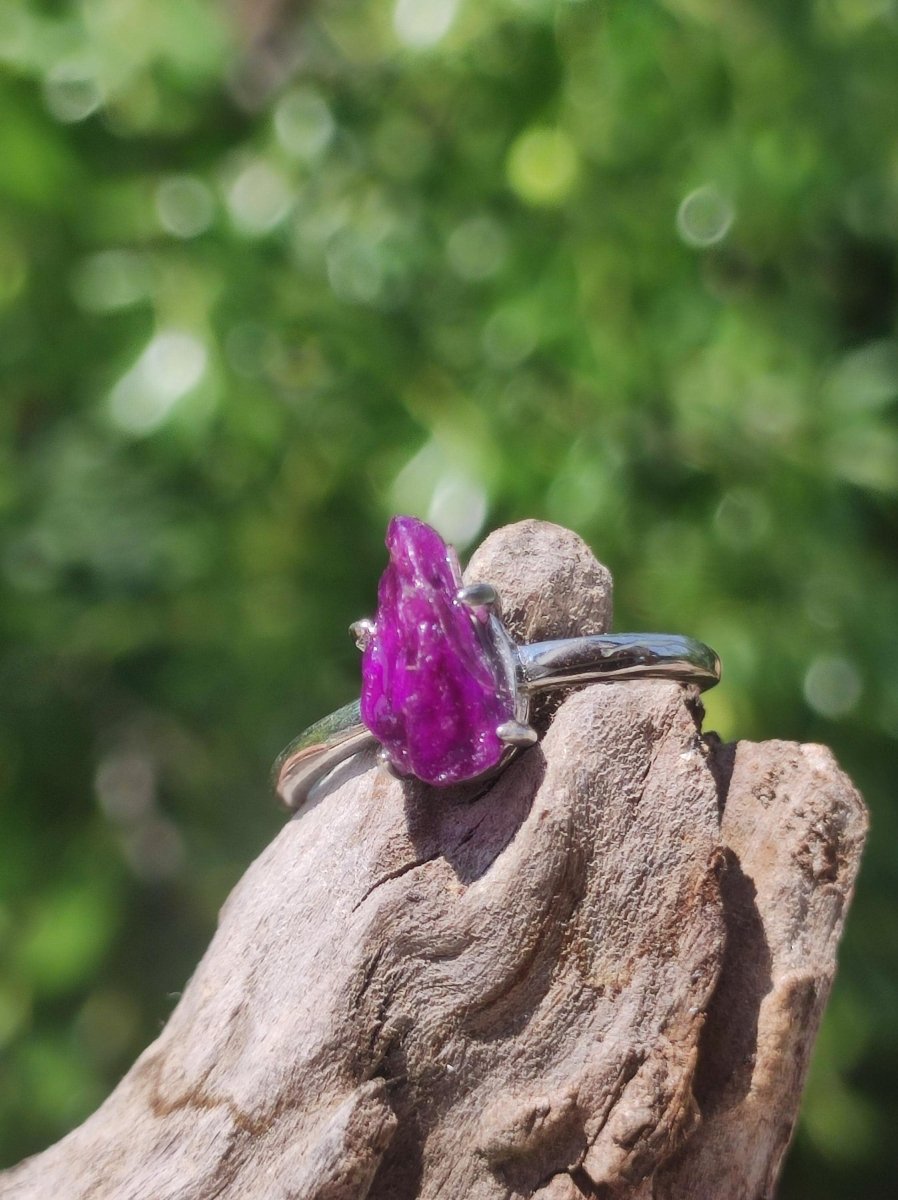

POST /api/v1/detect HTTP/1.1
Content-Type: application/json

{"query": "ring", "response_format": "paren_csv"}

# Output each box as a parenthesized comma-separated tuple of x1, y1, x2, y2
(275, 517, 721, 810)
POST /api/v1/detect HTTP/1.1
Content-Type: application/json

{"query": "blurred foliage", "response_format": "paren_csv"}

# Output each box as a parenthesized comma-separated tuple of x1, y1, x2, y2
(0, 0, 896, 1193)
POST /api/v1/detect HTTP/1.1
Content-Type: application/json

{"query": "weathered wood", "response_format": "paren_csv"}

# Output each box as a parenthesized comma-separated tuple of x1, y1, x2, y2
(655, 738, 867, 1200)
(0, 522, 867, 1200)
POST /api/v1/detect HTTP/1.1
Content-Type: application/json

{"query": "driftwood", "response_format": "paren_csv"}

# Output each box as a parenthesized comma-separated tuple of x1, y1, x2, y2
(1, 521, 867, 1200)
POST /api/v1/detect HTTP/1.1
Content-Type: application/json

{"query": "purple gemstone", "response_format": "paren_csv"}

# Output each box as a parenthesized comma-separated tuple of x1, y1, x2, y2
(360, 516, 516, 786)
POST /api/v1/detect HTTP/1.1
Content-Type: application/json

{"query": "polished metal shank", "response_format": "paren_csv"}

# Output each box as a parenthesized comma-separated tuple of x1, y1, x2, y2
(274, 700, 374, 811)
(517, 633, 721, 693)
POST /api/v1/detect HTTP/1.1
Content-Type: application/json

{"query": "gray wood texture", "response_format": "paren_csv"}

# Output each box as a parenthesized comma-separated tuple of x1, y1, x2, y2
(0, 521, 867, 1200)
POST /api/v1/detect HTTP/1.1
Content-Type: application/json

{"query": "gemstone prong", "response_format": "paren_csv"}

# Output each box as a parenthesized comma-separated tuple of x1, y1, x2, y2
(496, 720, 538, 748)
(456, 582, 500, 610)
(376, 745, 405, 779)
(349, 618, 375, 650)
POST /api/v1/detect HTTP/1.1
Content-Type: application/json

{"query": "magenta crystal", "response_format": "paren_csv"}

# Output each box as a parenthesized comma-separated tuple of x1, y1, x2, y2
(360, 516, 515, 786)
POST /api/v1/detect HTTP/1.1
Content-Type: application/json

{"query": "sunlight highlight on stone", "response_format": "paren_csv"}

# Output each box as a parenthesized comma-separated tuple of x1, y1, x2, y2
(393, 0, 460, 49)
(108, 330, 207, 435)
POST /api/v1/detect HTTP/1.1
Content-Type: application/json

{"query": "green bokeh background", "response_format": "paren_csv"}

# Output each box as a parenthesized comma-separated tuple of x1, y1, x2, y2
(1, 0, 895, 1193)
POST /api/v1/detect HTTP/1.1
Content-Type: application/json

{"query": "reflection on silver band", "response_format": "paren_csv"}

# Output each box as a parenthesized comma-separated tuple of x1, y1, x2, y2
(517, 633, 720, 691)
(275, 632, 720, 811)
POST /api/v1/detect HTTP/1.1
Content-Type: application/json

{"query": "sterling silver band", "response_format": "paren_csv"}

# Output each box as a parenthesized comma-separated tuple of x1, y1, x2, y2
(275, 632, 720, 810)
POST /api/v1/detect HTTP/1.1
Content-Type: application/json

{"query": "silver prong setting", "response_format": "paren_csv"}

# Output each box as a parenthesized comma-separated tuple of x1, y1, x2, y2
(349, 618, 375, 650)
(376, 746, 404, 779)
(496, 720, 538, 748)
(456, 582, 500, 610)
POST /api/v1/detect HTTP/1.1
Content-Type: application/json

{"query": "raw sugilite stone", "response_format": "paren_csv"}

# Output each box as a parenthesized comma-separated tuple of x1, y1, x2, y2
(360, 516, 516, 786)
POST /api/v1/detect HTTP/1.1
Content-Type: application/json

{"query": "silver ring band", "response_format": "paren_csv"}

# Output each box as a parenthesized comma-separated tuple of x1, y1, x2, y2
(275, 632, 720, 810)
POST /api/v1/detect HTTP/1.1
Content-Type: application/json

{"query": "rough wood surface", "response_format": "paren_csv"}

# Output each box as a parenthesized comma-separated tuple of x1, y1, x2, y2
(0, 521, 867, 1200)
